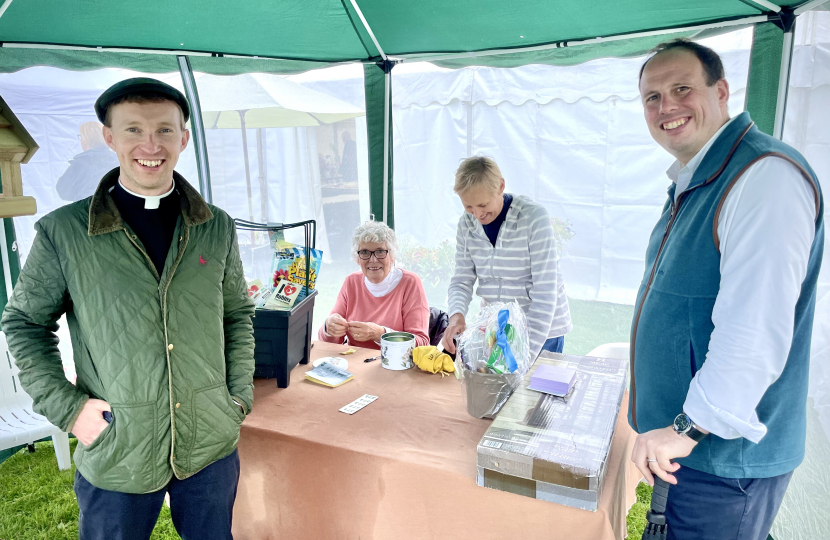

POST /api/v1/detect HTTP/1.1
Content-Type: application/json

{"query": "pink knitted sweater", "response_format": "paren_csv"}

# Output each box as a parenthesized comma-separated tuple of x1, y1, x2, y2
(318, 269, 430, 350)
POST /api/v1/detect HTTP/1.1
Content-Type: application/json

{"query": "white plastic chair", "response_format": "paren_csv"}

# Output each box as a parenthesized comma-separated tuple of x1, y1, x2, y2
(586, 342, 631, 389)
(586, 342, 630, 361)
(0, 332, 71, 470)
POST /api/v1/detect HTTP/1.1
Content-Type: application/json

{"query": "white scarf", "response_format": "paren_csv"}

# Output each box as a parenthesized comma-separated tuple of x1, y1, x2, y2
(364, 266, 403, 297)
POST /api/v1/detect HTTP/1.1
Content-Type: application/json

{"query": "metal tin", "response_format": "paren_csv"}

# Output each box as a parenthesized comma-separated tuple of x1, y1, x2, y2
(380, 332, 415, 370)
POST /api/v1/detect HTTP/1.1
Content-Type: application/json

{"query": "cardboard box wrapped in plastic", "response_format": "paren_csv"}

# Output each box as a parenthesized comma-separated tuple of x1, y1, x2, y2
(476, 351, 628, 511)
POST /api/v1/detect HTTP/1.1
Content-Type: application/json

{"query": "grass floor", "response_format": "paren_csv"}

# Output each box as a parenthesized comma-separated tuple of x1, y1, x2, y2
(0, 439, 179, 540)
(2, 294, 644, 539)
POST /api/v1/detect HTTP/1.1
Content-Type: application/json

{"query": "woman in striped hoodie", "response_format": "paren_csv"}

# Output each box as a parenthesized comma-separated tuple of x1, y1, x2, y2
(441, 156, 572, 360)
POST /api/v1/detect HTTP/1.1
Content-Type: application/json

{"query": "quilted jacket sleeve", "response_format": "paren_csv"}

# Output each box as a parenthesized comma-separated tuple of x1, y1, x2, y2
(1, 222, 88, 432)
(223, 222, 255, 414)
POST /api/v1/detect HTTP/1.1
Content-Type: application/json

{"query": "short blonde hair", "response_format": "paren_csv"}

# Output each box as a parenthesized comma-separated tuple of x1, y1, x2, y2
(454, 156, 503, 194)
(352, 220, 397, 262)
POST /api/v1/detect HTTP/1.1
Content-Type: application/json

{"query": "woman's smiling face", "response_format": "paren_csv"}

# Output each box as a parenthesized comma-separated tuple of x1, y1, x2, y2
(357, 241, 394, 284)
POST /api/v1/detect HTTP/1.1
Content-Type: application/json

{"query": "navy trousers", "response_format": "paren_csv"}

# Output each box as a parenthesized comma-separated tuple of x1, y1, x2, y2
(665, 465, 792, 540)
(74, 449, 240, 540)
(540, 336, 565, 354)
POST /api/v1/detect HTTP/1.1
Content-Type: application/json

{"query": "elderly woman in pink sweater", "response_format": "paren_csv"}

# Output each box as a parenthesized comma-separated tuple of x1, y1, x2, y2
(318, 221, 430, 349)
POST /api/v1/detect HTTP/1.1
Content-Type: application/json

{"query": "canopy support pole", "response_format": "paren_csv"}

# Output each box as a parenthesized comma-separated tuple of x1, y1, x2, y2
(351, 0, 395, 226)
(177, 55, 213, 203)
(0, 220, 13, 302)
(364, 59, 396, 228)
(382, 67, 390, 224)
(773, 14, 797, 139)
(0, 0, 15, 21)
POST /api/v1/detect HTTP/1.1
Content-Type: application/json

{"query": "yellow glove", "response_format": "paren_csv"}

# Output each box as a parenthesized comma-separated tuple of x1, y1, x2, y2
(412, 346, 455, 375)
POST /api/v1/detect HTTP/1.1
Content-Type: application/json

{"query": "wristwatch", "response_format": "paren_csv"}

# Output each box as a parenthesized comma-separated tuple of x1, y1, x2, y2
(672, 412, 707, 442)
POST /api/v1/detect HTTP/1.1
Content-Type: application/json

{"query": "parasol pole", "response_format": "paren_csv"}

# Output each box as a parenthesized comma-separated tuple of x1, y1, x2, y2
(237, 110, 255, 222)
(257, 128, 268, 222)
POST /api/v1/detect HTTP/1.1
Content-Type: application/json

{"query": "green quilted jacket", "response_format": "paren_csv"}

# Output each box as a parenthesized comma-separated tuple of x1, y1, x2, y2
(1, 169, 255, 494)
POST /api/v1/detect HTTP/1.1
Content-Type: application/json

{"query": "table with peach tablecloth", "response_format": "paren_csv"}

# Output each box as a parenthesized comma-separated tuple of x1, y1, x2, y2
(233, 341, 641, 540)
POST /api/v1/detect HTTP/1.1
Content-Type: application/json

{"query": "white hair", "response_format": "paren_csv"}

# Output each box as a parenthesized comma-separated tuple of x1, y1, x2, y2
(351, 221, 398, 262)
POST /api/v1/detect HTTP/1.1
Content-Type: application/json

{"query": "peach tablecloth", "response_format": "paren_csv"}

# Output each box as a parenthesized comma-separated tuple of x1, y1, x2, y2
(234, 341, 641, 540)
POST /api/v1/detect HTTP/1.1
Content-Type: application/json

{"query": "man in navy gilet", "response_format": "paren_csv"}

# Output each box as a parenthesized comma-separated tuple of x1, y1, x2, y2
(630, 39, 824, 540)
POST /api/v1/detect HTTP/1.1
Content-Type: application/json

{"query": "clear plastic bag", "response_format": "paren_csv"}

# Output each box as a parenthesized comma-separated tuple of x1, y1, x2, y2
(455, 301, 531, 418)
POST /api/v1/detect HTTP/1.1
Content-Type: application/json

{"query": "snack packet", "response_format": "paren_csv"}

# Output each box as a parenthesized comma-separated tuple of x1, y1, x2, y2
(270, 246, 323, 300)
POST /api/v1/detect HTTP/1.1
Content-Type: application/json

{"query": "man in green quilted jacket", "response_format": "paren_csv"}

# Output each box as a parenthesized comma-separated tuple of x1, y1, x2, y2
(1, 78, 255, 540)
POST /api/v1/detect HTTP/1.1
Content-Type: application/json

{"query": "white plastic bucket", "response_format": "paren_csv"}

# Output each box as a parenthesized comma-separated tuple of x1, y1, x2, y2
(380, 332, 415, 370)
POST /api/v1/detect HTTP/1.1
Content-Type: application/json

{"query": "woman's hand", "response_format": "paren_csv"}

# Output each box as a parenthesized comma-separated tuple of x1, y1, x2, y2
(348, 321, 385, 342)
(326, 313, 349, 338)
(442, 313, 466, 353)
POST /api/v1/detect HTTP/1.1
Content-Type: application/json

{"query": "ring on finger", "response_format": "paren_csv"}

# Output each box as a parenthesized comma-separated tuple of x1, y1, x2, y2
(647, 459, 658, 463)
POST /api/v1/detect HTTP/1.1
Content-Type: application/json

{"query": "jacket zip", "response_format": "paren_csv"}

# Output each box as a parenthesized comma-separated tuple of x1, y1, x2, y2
(629, 193, 685, 430)
(123, 230, 160, 282)
(124, 227, 191, 476)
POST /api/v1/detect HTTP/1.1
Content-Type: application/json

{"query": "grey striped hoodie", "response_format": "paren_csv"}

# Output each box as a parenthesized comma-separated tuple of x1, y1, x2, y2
(448, 194, 572, 358)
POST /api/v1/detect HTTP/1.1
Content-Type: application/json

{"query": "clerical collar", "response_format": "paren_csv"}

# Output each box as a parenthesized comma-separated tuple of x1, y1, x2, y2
(112, 179, 176, 209)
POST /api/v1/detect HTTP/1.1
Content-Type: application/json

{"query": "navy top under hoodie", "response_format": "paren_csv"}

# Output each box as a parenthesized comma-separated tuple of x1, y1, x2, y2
(482, 194, 513, 246)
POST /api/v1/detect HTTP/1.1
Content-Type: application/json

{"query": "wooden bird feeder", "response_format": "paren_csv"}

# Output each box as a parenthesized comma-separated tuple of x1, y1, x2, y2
(0, 96, 37, 218)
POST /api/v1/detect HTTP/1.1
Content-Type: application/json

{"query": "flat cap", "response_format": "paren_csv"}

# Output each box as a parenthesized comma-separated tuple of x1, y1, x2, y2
(95, 77, 190, 124)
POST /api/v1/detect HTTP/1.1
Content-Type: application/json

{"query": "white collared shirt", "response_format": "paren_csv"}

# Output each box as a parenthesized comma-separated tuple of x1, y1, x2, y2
(668, 121, 817, 443)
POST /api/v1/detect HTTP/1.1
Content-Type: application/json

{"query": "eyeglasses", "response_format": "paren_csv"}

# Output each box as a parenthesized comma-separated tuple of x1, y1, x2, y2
(356, 249, 389, 260)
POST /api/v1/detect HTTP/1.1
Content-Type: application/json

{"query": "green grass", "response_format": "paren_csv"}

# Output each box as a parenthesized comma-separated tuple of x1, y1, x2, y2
(628, 481, 652, 538)
(0, 439, 179, 540)
(564, 297, 634, 356)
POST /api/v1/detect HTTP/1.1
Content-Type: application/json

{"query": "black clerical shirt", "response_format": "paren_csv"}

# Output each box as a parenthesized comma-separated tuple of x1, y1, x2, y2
(111, 182, 180, 277)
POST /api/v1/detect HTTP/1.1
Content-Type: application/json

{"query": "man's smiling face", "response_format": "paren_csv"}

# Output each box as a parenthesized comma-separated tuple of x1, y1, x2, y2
(640, 48, 730, 166)
(103, 100, 189, 195)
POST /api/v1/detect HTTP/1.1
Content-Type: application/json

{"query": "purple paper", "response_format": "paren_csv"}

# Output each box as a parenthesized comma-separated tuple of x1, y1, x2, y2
(528, 364, 577, 396)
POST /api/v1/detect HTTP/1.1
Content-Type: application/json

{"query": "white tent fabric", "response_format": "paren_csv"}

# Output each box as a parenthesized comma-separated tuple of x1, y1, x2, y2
(290, 33, 752, 304)
(771, 11, 830, 540)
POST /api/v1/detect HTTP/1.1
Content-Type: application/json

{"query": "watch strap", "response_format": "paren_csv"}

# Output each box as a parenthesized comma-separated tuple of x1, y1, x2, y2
(685, 425, 707, 443)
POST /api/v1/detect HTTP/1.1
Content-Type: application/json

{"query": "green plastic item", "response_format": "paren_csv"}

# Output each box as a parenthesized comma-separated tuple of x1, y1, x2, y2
(486, 323, 515, 373)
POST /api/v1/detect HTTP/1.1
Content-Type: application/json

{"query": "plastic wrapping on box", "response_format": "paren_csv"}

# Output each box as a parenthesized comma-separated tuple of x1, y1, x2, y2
(476, 351, 628, 510)
(455, 302, 531, 419)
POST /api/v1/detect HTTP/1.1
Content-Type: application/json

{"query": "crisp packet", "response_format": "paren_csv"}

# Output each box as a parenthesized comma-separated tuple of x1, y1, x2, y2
(270, 246, 323, 300)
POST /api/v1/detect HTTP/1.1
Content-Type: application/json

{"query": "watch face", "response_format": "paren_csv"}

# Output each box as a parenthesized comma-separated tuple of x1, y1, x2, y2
(674, 413, 692, 433)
